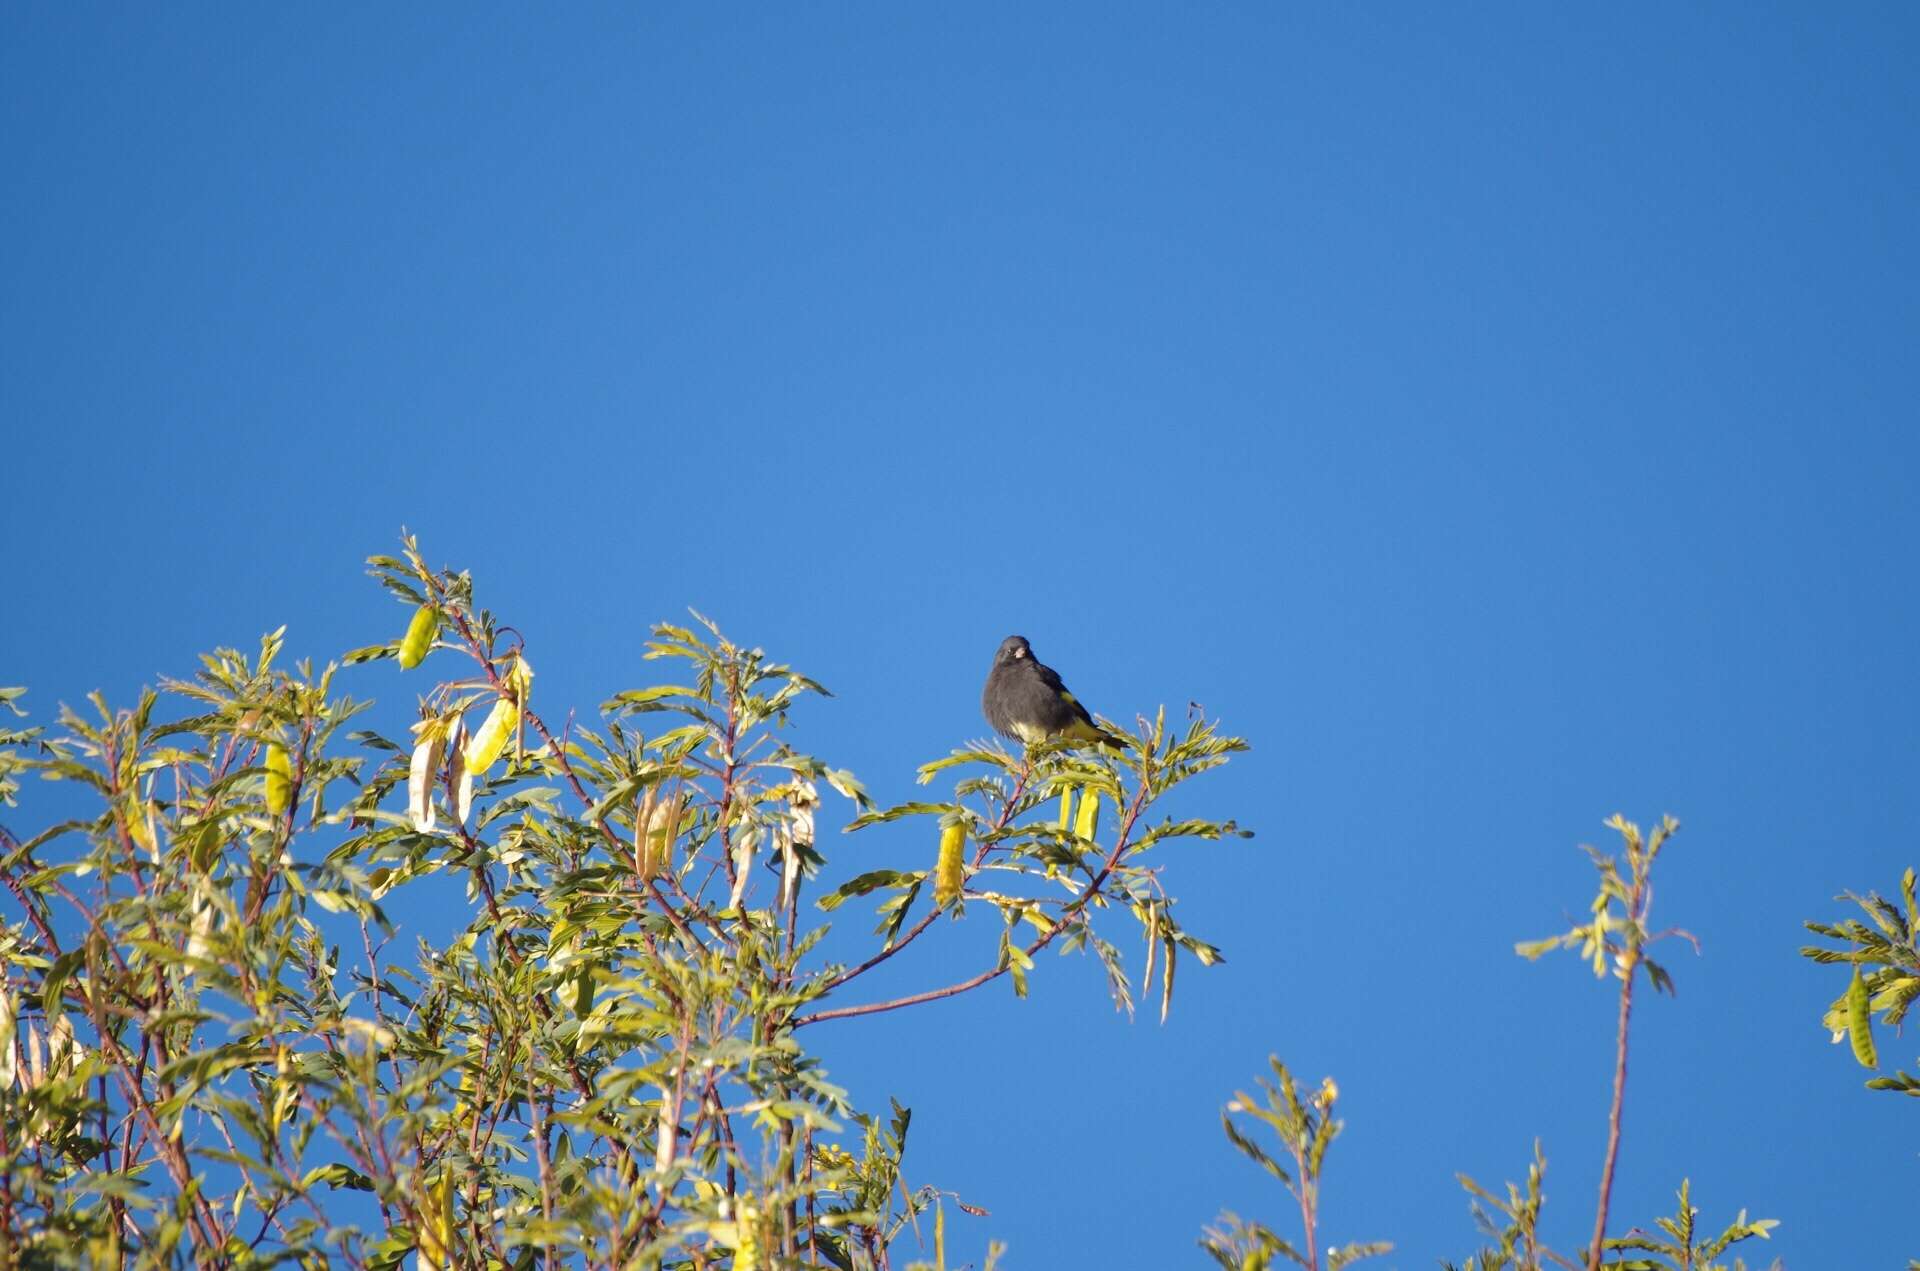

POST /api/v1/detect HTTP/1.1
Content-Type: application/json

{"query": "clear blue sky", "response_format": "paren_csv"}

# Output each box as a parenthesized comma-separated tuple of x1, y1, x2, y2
(5, 4, 1917, 1265)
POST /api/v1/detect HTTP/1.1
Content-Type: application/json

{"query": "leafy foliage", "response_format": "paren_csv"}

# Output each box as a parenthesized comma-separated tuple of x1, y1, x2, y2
(1515, 815, 1693, 996)
(1204, 819, 1778, 1271)
(1199, 1058, 1390, 1271)
(1446, 1143, 1560, 1271)
(1597, 1179, 1776, 1271)
(1802, 867, 1920, 1096)
(0, 537, 1246, 1268)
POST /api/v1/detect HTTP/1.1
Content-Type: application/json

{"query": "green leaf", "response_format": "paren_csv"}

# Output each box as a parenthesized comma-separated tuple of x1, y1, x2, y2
(817, 870, 919, 912)
(302, 1163, 376, 1192)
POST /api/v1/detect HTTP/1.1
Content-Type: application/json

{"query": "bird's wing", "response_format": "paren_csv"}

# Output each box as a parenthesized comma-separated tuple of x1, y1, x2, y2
(1034, 661, 1099, 728)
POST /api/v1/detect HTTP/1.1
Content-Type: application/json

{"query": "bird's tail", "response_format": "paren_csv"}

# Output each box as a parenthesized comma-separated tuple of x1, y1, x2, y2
(1064, 718, 1133, 750)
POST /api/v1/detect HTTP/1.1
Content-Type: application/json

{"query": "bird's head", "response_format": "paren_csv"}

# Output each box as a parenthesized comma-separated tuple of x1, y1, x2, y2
(993, 635, 1032, 666)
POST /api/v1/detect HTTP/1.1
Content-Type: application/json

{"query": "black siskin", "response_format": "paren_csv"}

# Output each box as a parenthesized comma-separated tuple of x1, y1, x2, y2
(981, 635, 1128, 748)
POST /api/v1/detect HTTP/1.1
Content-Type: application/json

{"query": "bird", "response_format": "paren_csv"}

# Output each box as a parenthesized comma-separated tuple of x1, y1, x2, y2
(981, 635, 1128, 749)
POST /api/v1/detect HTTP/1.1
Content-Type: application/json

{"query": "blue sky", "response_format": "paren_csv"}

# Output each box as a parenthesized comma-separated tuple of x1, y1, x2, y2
(5, 4, 1917, 1265)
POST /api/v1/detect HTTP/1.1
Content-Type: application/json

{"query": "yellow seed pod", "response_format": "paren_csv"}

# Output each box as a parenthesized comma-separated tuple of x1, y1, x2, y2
(1057, 787, 1074, 829)
(934, 821, 966, 910)
(397, 604, 437, 669)
(417, 1171, 455, 1271)
(1073, 785, 1100, 841)
(264, 743, 293, 815)
(507, 655, 534, 695)
(463, 698, 518, 778)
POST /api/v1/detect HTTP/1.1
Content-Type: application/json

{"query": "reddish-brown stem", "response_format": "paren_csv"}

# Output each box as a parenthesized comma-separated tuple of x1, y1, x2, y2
(1586, 952, 1636, 1271)
(1296, 1163, 1319, 1271)
(424, 570, 717, 954)
(793, 774, 1149, 1028)
(816, 763, 1033, 997)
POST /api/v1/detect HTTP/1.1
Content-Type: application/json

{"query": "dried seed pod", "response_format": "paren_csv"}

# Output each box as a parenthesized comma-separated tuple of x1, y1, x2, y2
(22, 1020, 44, 1091)
(637, 789, 685, 881)
(47, 1013, 75, 1081)
(728, 826, 759, 910)
(788, 780, 818, 847)
(264, 743, 293, 816)
(777, 827, 800, 912)
(0, 988, 15, 1091)
(397, 604, 438, 669)
(633, 789, 658, 877)
(463, 698, 518, 778)
(934, 821, 966, 910)
(447, 717, 472, 826)
(1073, 785, 1100, 841)
(408, 725, 446, 834)
(654, 1087, 677, 1174)
(186, 891, 216, 967)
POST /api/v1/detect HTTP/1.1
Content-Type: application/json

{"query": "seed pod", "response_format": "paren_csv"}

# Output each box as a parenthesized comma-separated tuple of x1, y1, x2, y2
(22, 1021, 44, 1091)
(1074, 785, 1100, 841)
(0, 988, 15, 1091)
(777, 827, 801, 912)
(186, 891, 216, 967)
(788, 780, 818, 847)
(654, 1087, 677, 1174)
(934, 821, 966, 910)
(454, 760, 474, 827)
(47, 1013, 75, 1081)
(728, 826, 758, 910)
(264, 743, 293, 816)
(506, 655, 535, 696)
(1159, 934, 1176, 1024)
(1057, 787, 1074, 829)
(1847, 968, 1876, 1069)
(397, 604, 438, 669)
(447, 716, 472, 826)
(463, 698, 518, 778)
(417, 1171, 454, 1271)
(408, 726, 445, 834)
(646, 794, 677, 879)
(633, 789, 659, 878)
